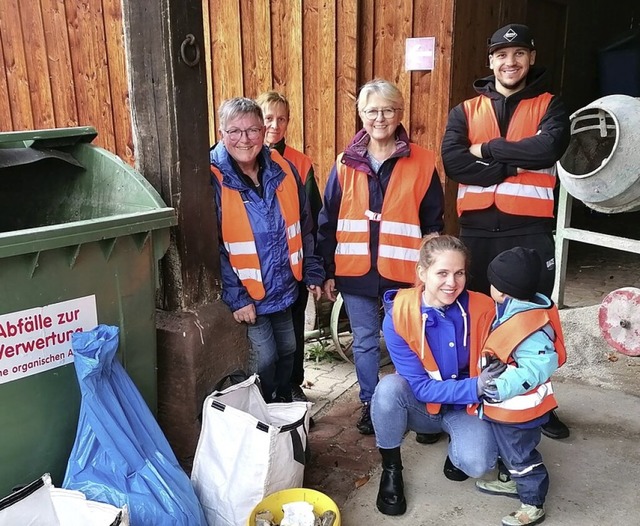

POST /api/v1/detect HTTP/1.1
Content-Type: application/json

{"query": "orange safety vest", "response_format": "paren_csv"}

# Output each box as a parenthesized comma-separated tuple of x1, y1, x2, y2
(479, 305, 567, 424)
(283, 145, 313, 185)
(211, 151, 303, 300)
(334, 144, 435, 283)
(457, 93, 556, 218)
(392, 287, 495, 415)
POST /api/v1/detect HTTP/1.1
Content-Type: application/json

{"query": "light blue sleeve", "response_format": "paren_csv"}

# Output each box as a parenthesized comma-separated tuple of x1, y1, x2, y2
(493, 323, 559, 400)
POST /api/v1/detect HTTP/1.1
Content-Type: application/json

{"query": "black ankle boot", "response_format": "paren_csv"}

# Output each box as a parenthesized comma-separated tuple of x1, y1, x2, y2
(376, 447, 407, 516)
(541, 410, 570, 439)
(443, 455, 469, 481)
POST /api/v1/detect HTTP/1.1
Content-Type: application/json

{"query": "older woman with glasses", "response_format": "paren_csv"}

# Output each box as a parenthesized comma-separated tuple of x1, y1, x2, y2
(316, 79, 445, 435)
(256, 91, 323, 405)
(210, 97, 324, 403)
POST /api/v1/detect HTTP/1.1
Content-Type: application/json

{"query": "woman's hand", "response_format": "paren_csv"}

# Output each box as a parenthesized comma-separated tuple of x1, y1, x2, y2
(233, 304, 256, 324)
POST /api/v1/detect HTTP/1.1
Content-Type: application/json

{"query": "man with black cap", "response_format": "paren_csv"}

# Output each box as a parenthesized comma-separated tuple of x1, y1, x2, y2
(441, 22, 570, 439)
(474, 246, 566, 526)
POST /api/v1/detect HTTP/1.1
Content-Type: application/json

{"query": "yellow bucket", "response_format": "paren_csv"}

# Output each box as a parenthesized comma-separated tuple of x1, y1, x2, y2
(246, 487, 341, 526)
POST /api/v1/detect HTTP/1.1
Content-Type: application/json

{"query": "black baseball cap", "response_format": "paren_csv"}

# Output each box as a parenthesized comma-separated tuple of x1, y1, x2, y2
(488, 24, 535, 54)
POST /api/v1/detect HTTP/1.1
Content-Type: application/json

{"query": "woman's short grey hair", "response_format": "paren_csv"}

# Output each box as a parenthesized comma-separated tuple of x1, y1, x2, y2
(218, 97, 263, 130)
(357, 79, 404, 112)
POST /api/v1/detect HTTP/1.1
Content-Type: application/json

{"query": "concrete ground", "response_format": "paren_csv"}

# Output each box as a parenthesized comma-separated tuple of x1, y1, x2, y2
(334, 379, 640, 526)
(301, 235, 640, 526)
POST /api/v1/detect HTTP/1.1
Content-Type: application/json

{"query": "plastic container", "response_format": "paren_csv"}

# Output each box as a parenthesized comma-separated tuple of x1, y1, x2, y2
(0, 127, 176, 496)
(246, 488, 341, 526)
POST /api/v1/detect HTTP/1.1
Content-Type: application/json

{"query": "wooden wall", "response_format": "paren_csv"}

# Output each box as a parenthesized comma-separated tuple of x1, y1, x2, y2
(204, 0, 458, 195)
(4, 0, 632, 233)
(0, 0, 133, 165)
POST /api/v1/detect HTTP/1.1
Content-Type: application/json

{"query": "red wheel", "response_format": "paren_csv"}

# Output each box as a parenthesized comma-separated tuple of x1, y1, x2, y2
(598, 287, 640, 356)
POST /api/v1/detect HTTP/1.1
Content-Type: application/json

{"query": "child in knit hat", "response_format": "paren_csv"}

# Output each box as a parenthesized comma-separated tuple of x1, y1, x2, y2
(475, 246, 566, 526)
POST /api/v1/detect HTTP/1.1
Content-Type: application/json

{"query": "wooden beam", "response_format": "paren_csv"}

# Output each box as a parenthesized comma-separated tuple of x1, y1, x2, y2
(240, 0, 272, 98)
(40, 0, 79, 128)
(271, 0, 304, 150)
(302, 0, 320, 180)
(396, 1, 413, 134)
(122, 0, 219, 309)
(358, 0, 374, 86)
(211, 0, 243, 132)
(18, 0, 55, 129)
(335, 0, 358, 153)
(0, 19, 13, 131)
(318, 0, 336, 189)
(103, 0, 134, 165)
(65, 0, 116, 152)
(0, 0, 34, 130)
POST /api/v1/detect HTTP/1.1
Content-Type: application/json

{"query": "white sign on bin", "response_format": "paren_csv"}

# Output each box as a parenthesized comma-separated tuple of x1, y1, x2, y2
(0, 295, 98, 385)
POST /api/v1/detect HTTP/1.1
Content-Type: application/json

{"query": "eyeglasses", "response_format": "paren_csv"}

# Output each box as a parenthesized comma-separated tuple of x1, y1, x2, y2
(361, 107, 402, 120)
(223, 127, 263, 141)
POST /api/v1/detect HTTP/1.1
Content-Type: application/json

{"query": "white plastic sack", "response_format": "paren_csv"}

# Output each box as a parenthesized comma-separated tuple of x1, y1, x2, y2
(0, 474, 60, 526)
(191, 374, 311, 526)
(51, 488, 129, 526)
(0, 474, 127, 526)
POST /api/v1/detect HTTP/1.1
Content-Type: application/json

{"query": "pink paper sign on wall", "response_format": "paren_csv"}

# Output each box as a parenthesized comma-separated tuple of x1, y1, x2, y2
(405, 37, 436, 71)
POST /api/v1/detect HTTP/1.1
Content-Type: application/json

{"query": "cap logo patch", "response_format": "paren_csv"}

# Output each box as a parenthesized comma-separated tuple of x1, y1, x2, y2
(503, 28, 518, 42)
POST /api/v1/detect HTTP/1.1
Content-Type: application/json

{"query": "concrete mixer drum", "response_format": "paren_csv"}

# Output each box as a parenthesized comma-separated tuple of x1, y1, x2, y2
(557, 94, 640, 214)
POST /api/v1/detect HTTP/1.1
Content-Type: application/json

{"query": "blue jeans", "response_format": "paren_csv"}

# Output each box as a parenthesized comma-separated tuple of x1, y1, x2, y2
(247, 308, 296, 402)
(341, 293, 380, 403)
(371, 374, 498, 478)
(490, 422, 549, 506)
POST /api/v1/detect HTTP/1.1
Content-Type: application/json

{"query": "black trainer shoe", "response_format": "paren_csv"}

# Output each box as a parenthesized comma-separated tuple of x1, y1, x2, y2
(541, 410, 570, 440)
(416, 432, 442, 444)
(291, 384, 309, 402)
(356, 402, 374, 435)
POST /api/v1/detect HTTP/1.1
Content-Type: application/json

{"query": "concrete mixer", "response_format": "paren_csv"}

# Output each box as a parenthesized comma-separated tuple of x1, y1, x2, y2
(553, 94, 640, 306)
(558, 95, 640, 213)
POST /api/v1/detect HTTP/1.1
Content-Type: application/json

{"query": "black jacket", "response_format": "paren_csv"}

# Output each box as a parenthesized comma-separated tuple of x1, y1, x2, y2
(441, 66, 570, 235)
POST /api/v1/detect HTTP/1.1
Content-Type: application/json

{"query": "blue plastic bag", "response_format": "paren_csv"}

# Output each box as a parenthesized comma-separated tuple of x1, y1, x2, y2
(63, 325, 207, 526)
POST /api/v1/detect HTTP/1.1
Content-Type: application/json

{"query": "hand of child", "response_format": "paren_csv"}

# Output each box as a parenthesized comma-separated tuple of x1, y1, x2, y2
(481, 379, 501, 402)
(476, 360, 507, 398)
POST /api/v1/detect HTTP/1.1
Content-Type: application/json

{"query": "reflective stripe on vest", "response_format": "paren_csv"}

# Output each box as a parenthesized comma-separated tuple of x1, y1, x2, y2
(480, 306, 567, 424)
(457, 93, 556, 218)
(283, 145, 313, 185)
(392, 288, 494, 415)
(212, 151, 303, 300)
(335, 144, 435, 283)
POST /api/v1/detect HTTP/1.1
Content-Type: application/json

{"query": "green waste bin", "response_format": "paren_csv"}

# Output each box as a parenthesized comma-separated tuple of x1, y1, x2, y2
(0, 127, 177, 496)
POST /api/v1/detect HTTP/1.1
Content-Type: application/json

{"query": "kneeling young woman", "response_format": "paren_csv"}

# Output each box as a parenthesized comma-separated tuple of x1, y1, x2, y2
(371, 235, 504, 515)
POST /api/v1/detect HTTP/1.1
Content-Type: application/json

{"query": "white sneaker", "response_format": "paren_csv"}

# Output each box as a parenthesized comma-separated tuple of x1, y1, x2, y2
(475, 478, 519, 498)
(501, 503, 545, 526)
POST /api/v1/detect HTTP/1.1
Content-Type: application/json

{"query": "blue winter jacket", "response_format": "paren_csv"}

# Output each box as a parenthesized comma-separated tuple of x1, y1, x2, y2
(382, 289, 482, 409)
(317, 125, 444, 297)
(211, 143, 324, 315)
(490, 294, 559, 401)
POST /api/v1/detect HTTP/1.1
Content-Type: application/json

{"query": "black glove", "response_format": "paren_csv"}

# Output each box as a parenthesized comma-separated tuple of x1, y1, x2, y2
(476, 360, 507, 398)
